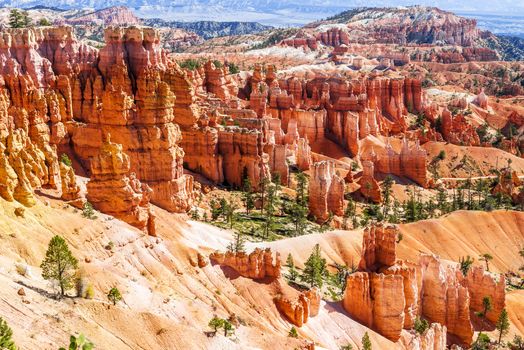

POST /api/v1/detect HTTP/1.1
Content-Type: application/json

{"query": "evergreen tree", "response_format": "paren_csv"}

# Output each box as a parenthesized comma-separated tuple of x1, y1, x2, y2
(295, 172, 308, 206)
(222, 320, 234, 337)
(59, 334, 94, 350)
(343, 197, 357, 229)
(286, 254, 299, 281)
(263, 182, 279, 238)
(496, 309, 510, 344)
(286, 253, 294, 268)
(227, 231, 246, 254)
(242, 177, 255, 214)
(0, 317, 17, 350)
(301, 244, 327, 288)
(471, 332, 491, 350)
(340, 344, 353, 350)
(107, 287, 122, 306)
(480, 296, 492, 318)
(403, 186, 425, 222)
(223, 199, 238, 229)
(459, 255, 474, 276)
(362, 332, 372, 350)
(258, 177, 270, 214)
(287, 198, 308, 236)
(208, 317, 224, 335)
(9, 9, 30, 28)
(381, 175, 394, 216)
(288, 326, 298, 338)
(332, 263, 349, 295)
(82, 202, 96, 219)
(40, 235, 79, 298)
(509, 335, 524, 350)
(37, 18, 51, 26)
(475, 179, 488, 208)
(479, 253, 493, 271)
(414, 317, 429, 334)
(436, 185, 448, 214)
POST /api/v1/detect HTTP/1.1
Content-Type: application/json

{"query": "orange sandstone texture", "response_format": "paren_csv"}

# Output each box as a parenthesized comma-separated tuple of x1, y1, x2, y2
(0, 26, 193, 213)
(465, 265, 505, 323)
(86, 135, 156, 236)
(308, 161, 345, 223)
(343, 223, 506, 347)
(209, 248, 281, 280)
(274, 287, 320, 327)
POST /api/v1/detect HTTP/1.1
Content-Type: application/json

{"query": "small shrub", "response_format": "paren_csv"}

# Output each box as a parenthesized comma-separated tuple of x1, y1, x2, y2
(82, 202, 96, 219)
(58, 333, 94, 350)
(288, 326, 298, 338)
(38, 18, 51, 26)
(60, 153, 72, 167)
(362, 332, 372, 350)
(228, 62, 240, 74)
(0, 317, 17, 350)
(414, 317, 429, 334)
(84, 284, 94, 299)
(107, 287, 122, 306)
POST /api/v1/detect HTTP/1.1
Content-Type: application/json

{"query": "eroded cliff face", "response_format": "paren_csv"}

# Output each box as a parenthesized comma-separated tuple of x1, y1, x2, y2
(0, 26, 193, 213)
(86, 135, 156, 235)
(343, 223, 506, 347)
(275, 287, 320, 327)
(308, 161, 344, 223)
(465, 266, 506, 323)
(209, 248, 281, 280)
(343, 224, 407, 342)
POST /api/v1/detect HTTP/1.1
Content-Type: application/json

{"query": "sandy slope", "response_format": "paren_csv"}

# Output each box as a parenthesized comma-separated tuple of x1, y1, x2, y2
(423, 142, 524, 178)
(261, 210, 524, 273)
(0, 195, 402, 350)
(1, 193, 522, 349)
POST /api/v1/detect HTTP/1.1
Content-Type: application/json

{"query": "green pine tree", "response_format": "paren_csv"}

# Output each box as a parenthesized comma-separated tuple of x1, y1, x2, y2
(263, 182, 279, 238)
(0, 317, 17, 350)
(107, 287, 122, 306)
(242, 177, 255, 214)
(286, 253, 299, 282)
(40, 235, 79, 298)
(459, 255, 474, 276)
(301, 244, 327, 288)
(479, 296, 492, 318)
(227, 231, 246, 254)
(59, 333, 93, 350)
(362, 332, 372, 350)
(208, 317, 224, 335)
(496, 309, 510, 344)
(381, 175, 394, 216)
(479, 253, 493, 271)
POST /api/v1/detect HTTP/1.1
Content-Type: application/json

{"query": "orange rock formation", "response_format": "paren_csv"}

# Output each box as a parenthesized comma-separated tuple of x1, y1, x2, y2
(275, 288, 321, 327)
(87, 135, 156, 235)
(343, 223, 506, 347)
(308, 161, 345, 222)
(210, 248, 281, 280)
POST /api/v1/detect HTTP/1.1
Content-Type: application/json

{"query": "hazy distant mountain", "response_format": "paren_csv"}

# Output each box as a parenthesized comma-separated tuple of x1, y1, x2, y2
(1, 0, 522, 27)
(143, 19, 272, 39)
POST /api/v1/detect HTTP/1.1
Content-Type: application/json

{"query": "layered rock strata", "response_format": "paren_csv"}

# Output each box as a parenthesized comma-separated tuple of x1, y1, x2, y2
(308, 161, 344, 222)
(86, 135, 156, 235)
(210, 248, 281, 280)
(0, 26, 194, 213)
(343, 223, 505, 347)
(275, 288, 321, 327)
